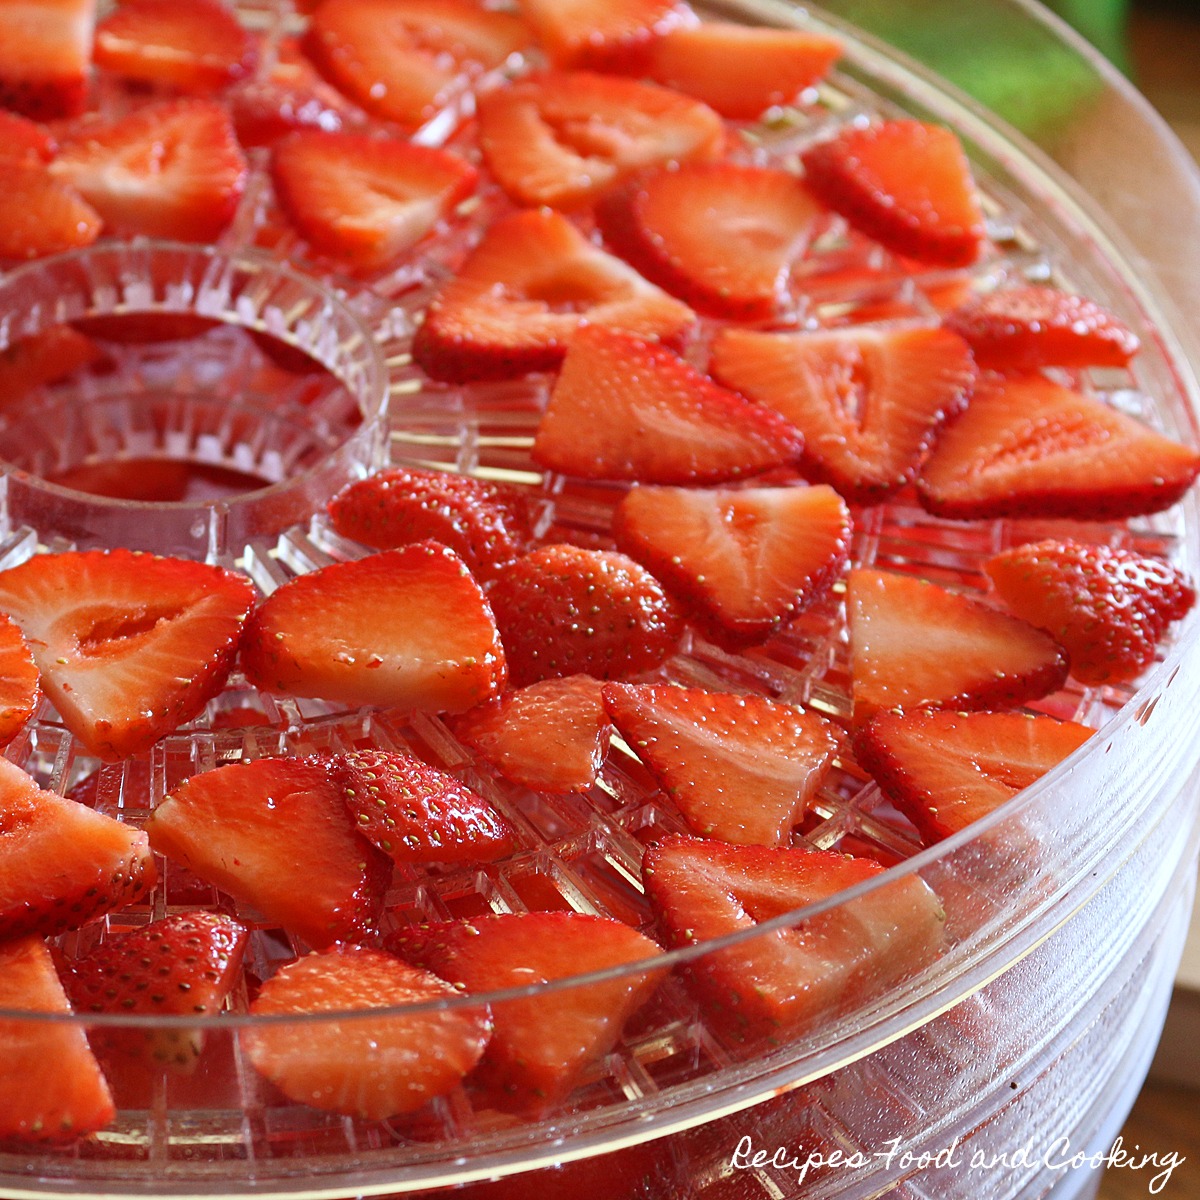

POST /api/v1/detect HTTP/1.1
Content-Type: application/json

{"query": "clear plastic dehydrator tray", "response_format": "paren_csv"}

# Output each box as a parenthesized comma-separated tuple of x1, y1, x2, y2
(2, 0, 1199, 1197)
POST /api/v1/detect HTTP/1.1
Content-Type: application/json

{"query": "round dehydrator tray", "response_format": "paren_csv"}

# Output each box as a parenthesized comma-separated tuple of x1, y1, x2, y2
(2, 1, 1199, 1198)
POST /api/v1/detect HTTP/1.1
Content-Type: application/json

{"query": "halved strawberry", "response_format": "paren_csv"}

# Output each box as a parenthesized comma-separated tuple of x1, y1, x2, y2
(613, 483, 851, 646)
(0, 612, 37, 746)
(50, 98, 247, 240)
(66, 911, 248, 1068)
(854, 709, 1093, 843)
(916, 372, 1200, 520)
(391, 911, 664, 1114)
(943, 285, 1140, 371)
(327, 468, 533, 583)
(801, 119, 986, 268)
(412, 208, 695, 383)
(271, 130, 477, 271)
(451, 674, 610, 794)
(518, 0, 693, 71)
(710, 325, 976, 504)
(646, 22, 843, 119)
(477, 70, 724, 210)
(596, 163, 824, 320)
(242, 944, 492, 1120)
(0, 936, 115, 1142)
(93, 0, 256, 93)
(0, 549, 255, 760)
(604, 683, 843, 845)
(332, 748, 516, 864)
(0, 110, 56, 160)
(0, 160, 101, 260)
(985, 539, 1196, 686)
(489, 544, 683, 686)
(304, 0, 530, 129)
(642, 834, 944, 1044)
(240, 542, 506, 714)
(846, 568, 1069, 723)
(0, 326, 104, 411)
(145, 755, 391, 948)
(0, 0, 93, 119)
(0, 757, 156, 942)
(533, 327, 804, 484)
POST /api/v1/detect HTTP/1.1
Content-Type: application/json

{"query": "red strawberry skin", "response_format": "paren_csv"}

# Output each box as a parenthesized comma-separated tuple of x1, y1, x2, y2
(985, 539, 1196, 686)
(0, 160, 101, 260)
(0, 612, 38, 746)
(519, 0, 693, 71)
(0, 0, 94, 120)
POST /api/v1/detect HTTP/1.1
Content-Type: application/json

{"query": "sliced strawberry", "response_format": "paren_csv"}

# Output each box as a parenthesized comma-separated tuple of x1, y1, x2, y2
(646, 22, 843, 119)
(145, 755, 391, 948)
(613, 483, 851, 646)
(710, 325, 976, 504)
(65, 911, 248, 1068)
(332, 748, 516, 864)
(943, 285, 1140, 371)
(916, 372, 1200, 520)
(0, 757, 156, 942)
(242, 944, 492, 1120)
(985, 539, 1196, 686)
(391, 911, 664, 1114)
(0, 160, 101, 260)
(0, 549, 255, 760)
(304, 0, 530, 129)
(0, 0, 93, 119)
(0, 326, 104, 412)
(412, 208, 695, 383)
(596, 163, 824, 321)
(488, 544, 683, 686)
(0, 110, 56, 160)
(271, 130, 477, 271)
(327, 468, 533, 583)
(477, 70, 724, 210)
(533, 327, 803, 484)
(642, 834, 944, 1044)
(801, 119, 986, 268)
(0, 936, 115, 1142)
(93, 0, 256, 93)
(241, 542, 506, 714)
(50, 98, 247, 241)
(854, 709, 1094, 843)
(451, 674, 610, 794)
(518, 0, 693, 71)
(846, 568, 1069, 723)
(0, 612, 37, 746)
(604, 683, 843, 845)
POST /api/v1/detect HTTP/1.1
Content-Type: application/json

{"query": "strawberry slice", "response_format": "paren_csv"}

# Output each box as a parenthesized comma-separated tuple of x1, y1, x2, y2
(271, 130, 477, 271)
(477, 70, 724, 210)
(489, 544, 682, 686)
(613, 484, 851, 646)
(0, 160, 101, 260)
(801, 119, 986, 268)
(0, 612, 37, 746)
(412, 208, 695, 383)
(0, 936, 115, 1142)
(327, 468, 533, 583)
(0, 326, 104, 412)
(518, 0, 693, 71)
(145, 755, 391, 948)
(646, 22, 843, 119)
(0, 0, 93, 119)
(304, 0, 530, 129)
(93, 0, 256, 93)
(943, 285, 1140, 371)
(854, 709, 1094, 843)
(0, 110, 56, 160)
(847, 568, 1069, 723)
(596, 163, 824, 320)
(66, 911, 248, 1068)
(0, 757, 156, 942)
(451, 674, 610, 794)
(332, 748, 516, 864)
(985, 539, 1196, 686)
(916, 372, 1200, 520)
(604, 683, 843, 845)
(242, 944, 492, 1120)
(710, 325, 976, 504)
(240, 542, 506, 714)
(391, 911, 664, 1114)
(50, 98, 247, 241)
(641, 834, 944, 1044)
(0, 549, 255, 760)
(533, 327, 804, 484)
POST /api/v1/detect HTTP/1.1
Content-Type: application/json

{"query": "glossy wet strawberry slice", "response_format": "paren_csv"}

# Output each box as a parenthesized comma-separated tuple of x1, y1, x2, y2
(0, 160, 101, 260)
(519, 0, 693, 70)
(0, 110, 56, 161)
(0, 613, 38, 746)
(0, 326, 103, 410)
(0, 0, 93, 119)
